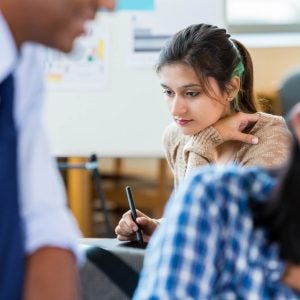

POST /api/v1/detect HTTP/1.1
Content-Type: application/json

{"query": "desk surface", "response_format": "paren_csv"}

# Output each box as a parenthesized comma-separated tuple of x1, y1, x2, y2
(80, 238, 146, 254)
(79, 237, 145, 274)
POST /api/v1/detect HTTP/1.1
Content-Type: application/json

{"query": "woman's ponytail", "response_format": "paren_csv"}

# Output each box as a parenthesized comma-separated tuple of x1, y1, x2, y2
(231, 39, 257, 113)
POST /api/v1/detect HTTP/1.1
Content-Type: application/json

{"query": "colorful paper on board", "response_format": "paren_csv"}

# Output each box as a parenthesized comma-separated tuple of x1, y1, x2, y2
(116, 0, 155, 11)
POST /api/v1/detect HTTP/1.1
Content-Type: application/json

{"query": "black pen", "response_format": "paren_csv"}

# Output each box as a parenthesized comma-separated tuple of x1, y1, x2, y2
(125, 186, 144, 245)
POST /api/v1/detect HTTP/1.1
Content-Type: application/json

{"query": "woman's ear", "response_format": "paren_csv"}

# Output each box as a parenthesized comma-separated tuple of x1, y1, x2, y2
(225, 76, 241, 101)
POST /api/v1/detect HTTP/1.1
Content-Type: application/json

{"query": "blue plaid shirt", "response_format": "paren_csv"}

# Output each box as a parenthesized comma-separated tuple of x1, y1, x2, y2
(134, 165, 300, 299)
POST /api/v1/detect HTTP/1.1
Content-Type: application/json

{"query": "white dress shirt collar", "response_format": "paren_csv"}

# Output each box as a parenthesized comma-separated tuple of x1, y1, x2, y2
(0, 10, 18, 82)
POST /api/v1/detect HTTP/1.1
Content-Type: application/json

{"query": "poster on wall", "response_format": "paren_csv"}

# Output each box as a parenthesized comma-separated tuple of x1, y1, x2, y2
(127, 0, 225, 67)
(45, 20, 110, 91)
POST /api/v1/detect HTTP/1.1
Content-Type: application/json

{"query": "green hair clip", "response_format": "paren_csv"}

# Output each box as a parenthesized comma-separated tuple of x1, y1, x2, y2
(230, 61, 245, 112)
(232, 61, 245, 78)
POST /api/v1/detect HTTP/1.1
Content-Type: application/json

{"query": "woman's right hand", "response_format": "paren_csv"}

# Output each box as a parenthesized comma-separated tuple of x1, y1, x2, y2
(213, 112, 259, 144)
(115, 209, 158, 242)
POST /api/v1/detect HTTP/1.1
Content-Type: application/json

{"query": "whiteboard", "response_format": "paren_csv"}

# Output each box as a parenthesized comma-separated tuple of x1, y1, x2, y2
(44, 0, 225, 157)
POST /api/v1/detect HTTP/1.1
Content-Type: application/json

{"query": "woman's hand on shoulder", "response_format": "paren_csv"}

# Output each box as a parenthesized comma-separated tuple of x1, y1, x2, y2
(115, 209, 158, 242)
(213, 112, 259, 144)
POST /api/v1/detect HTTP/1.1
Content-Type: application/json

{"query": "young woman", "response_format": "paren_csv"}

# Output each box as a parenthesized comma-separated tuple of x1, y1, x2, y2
(115, 23, 291, 242)
(133, 104, 300, 299)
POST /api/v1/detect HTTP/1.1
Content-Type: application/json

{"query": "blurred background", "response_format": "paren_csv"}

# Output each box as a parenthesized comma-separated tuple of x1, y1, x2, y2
(48, 0, 300, 237)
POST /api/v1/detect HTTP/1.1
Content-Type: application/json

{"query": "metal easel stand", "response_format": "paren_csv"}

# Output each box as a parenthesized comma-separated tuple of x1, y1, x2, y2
(58, 154, 114, 237)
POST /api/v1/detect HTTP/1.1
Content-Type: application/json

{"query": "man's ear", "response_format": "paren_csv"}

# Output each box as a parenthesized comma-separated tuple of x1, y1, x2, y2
(225, 76, 241, 101)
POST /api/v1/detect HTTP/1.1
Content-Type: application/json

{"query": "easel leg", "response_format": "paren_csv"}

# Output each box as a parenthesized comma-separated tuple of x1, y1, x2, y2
(67, 157, 92, 237)
(155, 158, 170, 217)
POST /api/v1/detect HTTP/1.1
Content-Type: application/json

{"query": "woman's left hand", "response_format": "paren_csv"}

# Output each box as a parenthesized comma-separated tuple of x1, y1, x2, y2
(213, 112, 259, 144)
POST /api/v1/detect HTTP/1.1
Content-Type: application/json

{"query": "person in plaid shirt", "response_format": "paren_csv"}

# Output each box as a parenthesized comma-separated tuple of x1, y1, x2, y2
(133, 104, 300, 299)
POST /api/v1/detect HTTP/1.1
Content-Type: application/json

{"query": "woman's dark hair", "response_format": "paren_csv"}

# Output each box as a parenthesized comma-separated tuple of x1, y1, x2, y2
(156, 23, 257, 113)
(252, 136, 300, 263)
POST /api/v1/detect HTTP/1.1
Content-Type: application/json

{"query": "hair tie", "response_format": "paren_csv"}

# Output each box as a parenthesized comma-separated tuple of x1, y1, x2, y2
(232, 61, 245, 78)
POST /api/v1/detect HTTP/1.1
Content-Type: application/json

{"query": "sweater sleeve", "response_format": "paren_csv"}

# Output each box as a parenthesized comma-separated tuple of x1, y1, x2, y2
(237, 113, 292, 168)
(183, 126, 224, 173)
(163, 124, 224, 187)
(162, 123, 180, 175)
